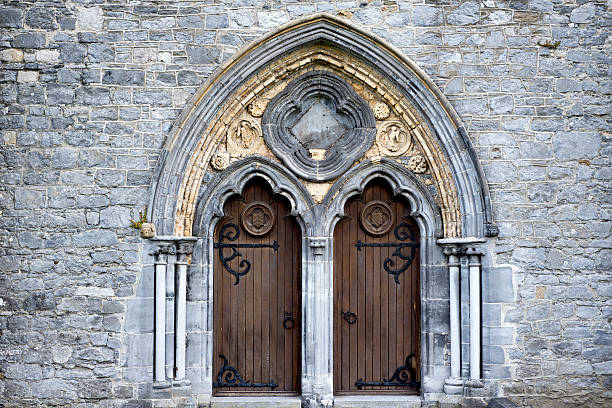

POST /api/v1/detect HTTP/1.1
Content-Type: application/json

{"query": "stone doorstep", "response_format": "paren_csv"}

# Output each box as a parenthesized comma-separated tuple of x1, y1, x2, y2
(334, 395, 423, 408)
(210, 396, 302, 408)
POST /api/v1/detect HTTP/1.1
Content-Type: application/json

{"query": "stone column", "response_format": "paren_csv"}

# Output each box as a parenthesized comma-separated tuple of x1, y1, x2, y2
(443, 246, 463, 394)
(467, 248, 482, 381)
(152, 244, 174, 388)
(174, 240, 194, 386)
(302, 237, 334, 408)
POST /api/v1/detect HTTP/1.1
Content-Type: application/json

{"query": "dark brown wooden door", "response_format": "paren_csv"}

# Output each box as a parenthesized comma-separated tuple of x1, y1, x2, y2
(333, 179, 420, 395)
(213, 178, 301, 395)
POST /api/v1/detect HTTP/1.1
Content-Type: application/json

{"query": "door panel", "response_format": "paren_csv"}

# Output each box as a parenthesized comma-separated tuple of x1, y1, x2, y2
(213, 178, 301, 395)
(334, 179, 420, 395)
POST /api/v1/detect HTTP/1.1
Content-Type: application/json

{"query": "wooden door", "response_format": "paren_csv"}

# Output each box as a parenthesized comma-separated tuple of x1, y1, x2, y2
(333, 179, 420, 395)
(213, 178, 301, 395)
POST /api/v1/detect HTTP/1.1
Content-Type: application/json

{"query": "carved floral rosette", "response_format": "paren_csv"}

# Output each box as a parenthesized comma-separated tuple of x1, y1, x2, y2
(360, 200, 394, 236)
(373, 102, 390, 120)
(241, 201, 275, 236)
(408, 155, 428, 174)
(210, 152, 230, 171)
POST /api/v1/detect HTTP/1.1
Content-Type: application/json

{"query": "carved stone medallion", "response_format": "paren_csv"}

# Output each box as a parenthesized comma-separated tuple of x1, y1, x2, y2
(247, 99, 266, 117)
(227, 119, 261, 153)
(360, 200, 394, 236)
(373, 102, 390, 120)
(210, 152, 229, 171)
(241, 201, 275, 236)
(262, 71, 376, 181)
(408, 155, 428, 174)
(376, 121, 412, 157)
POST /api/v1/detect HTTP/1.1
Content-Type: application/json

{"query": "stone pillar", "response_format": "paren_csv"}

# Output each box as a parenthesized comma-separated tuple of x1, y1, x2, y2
(174, 240, 194, 386)
(467, 248, 482, 381)
(302, 237, 334, 407)
(152, 244, 174, 388)
(443, 247, 463, 394)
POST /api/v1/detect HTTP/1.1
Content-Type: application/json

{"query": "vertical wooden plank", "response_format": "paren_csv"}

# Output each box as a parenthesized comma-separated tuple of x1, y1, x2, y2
(285, 202, 294, 391)
(372, 184, 381, 390)
(269, 196, 279, 390)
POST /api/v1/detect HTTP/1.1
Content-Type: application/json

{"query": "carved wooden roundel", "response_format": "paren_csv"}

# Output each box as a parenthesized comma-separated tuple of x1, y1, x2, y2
(360, 200, 394, 236)
(241, 201, 275, 236)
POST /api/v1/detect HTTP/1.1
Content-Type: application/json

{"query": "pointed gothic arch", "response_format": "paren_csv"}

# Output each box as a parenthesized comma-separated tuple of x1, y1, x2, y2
(148, 13, 496, 240)
(140, 13, 497, 406)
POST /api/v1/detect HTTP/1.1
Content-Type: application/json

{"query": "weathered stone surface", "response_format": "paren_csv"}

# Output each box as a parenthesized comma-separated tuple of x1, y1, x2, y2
(77, 6, 104, 30)
(0, 4, 609, 408)
(570, 3, 596, 24)
(447, 2, 480, 26)
(413, 6, 443, 27)
(0, 8, 23, 28)
(13, 32, 46, 48)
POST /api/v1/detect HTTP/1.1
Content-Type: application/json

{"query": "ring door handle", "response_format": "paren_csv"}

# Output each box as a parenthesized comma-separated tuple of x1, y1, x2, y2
(283, 312, 295, 330)
(342, 310, 357, 324)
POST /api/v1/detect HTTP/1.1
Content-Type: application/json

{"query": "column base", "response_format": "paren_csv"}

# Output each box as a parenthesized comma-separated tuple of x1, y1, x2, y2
(172, 378, 191, 388)
(443, 377, 464, 395)
(153, 381, 172, 389)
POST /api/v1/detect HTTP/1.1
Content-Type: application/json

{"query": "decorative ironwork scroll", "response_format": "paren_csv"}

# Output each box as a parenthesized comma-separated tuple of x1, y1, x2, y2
(214, 223, 279, 285)
(355, 354, 419, 389)
(355, 222, 419, 285)
(213, 355, 278, 389)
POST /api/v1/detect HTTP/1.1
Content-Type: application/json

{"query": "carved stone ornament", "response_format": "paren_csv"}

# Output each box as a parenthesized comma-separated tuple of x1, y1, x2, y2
(373, 102, 391, 120)
(227, 119, 261, 153)
(247, 99, 266, 117)
(140, 222, 155, 238)
(262, 71, 376, 181)
(360, 200, 394, 236)
(408, 155, 428, 174)
(210, 152, 229, 171)
(241, 201, 275, 237)
(376, 121, 412, 157)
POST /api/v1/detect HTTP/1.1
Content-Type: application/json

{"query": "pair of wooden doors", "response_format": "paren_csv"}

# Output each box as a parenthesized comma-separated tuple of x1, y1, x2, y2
(213, 178, 420, 396)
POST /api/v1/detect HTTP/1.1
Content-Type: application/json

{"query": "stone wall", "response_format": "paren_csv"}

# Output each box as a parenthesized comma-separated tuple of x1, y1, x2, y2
(0, 1, 610, 407)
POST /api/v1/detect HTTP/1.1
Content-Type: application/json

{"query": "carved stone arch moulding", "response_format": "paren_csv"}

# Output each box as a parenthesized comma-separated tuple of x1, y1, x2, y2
(262, 70, 376, 181)
(148, 13, 496, 239)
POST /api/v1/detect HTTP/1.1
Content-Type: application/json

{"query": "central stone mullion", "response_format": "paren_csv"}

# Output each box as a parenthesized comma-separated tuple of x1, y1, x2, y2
(302, 236, 334, 406)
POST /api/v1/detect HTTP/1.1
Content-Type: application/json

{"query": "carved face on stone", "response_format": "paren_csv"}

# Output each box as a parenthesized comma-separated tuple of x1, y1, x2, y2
(140, 222, 155, 238)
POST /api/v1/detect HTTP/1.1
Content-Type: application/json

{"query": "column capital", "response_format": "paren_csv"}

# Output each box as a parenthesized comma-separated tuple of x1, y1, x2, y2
(176, 240, 196, 264)
(149, 243, 175, 262)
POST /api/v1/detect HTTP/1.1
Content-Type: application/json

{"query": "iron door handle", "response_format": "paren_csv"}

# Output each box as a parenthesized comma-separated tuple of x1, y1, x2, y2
(283, 312, 295, 329)
(342, 310, 357, 324)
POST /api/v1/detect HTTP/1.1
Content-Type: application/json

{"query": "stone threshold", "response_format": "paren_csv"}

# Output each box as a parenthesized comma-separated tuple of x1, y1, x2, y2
(210, 396, 302, 408)
(334, 395, 423, 408)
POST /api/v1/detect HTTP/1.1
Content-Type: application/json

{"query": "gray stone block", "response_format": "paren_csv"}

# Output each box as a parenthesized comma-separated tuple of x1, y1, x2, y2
(76, 86, 111, 105)
(73, 230, 118, 247)
(100, 206, 132, 228)
(133, 90, 172, 106)
(125, 298, 154, 334)
(486, 397, 519, 408)
(102, 69, 145, 85)
(15, 188, 45, 209)
(13, 32, 46, 48)
(186, 45, 221, 65)
(25, 7, 56, 29)
(60, 43, 87, 63)
(413, 5, 442, 26)
(447, 2, 480, 25)
(0, 8, 23, 28)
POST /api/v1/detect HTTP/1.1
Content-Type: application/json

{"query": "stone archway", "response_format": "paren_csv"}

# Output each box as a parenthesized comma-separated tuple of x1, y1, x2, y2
(142, 13, 497, 407)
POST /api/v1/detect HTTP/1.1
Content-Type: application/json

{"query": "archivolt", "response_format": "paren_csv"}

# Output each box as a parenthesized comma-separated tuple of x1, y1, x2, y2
(149, 13, 495, 239)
